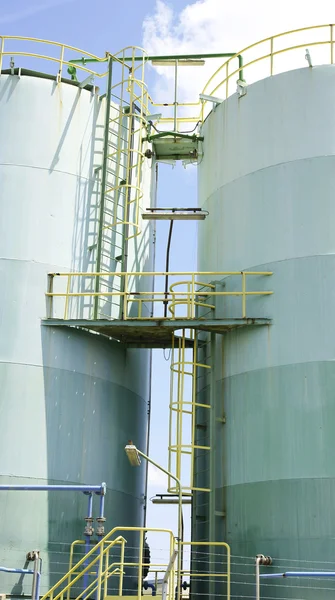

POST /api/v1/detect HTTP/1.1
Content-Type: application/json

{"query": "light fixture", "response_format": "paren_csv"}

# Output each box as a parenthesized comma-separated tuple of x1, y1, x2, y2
(124, 442, 141, 466)
(151, 59, 205, 67)
(144, 113, 162, 122)
(152, 494, 192, 505)
(142, 207, 209, 221)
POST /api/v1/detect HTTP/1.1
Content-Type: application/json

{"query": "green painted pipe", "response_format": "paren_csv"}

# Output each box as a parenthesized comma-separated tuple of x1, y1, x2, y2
(68, 52, 244, 82)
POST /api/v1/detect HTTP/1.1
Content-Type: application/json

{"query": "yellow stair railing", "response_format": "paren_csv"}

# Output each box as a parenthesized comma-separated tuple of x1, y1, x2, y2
(42, 527, 175, 600)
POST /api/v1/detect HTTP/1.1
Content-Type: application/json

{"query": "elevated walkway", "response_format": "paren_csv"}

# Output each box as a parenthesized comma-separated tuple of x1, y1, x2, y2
(43, 270, 273, 348)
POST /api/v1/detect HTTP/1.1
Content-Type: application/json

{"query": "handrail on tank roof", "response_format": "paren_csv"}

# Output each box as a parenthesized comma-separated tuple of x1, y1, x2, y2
(199, 23, 335, 120)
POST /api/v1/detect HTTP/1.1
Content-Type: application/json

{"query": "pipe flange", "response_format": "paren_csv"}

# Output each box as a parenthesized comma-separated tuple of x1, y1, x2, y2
(85, 517, 94, 523)
(96, 517, 106, 523)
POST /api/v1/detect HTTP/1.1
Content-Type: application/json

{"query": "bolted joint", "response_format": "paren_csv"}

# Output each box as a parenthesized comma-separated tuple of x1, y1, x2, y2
(145, 149, 154, 159)
(256, 554, 272, 566)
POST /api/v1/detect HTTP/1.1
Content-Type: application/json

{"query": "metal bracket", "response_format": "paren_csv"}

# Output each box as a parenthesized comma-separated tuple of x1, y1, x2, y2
(305, 48, 313, 67)
(237, 79, 247, 98)
(10, 57, 15, 76)
(79, 74, 94, 89)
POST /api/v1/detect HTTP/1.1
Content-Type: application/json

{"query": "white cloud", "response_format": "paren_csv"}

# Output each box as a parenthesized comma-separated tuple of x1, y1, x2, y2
(143, 0, 335, 109)
(147, 463, 168, 489)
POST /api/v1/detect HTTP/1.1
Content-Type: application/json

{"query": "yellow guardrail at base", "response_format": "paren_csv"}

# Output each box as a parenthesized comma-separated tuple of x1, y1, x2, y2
(42, 527, 175, 600)
(46, 271, 273, 321)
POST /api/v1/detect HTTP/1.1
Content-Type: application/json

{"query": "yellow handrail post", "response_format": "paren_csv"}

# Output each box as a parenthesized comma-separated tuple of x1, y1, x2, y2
(124, 273, 128, 319)
(58, 44, 65, 82)
(96, 542, 104, 600)
(241, 272, 246, 318)
(0, 37, 5, 75)
(46, 274, 54, 319)
(225, 61, 229, 98)
(331, 25, 334, 64)
(64, 274, 71, 320)
(104, 543, 109, 598)
(137, 529, 144, 600)
(270, 37, 274, 75)
(191, 274, 195, 318)
(119, 539, 125, 595)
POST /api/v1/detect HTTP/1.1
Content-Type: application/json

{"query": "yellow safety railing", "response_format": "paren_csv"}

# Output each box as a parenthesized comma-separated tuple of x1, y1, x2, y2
(181, 541, 230, 600)
(46, 271, 273, 321)
(0, 36, 113, 81)
(42, 527, 175, 600)
(200, 24, 335, 119)
(169, 329, 211, 493)
(2, 27, 335, 135)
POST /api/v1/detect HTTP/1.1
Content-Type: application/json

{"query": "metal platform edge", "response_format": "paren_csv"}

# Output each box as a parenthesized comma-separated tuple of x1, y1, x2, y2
(41, 318, 272, 348)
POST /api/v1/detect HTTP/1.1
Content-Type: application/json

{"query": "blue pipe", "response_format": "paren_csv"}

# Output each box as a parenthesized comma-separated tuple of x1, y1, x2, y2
(0, 567, 34, 575)
(0, 566, 41, 600)
(260, 572, 335, 578)
(0, 484, 105, 493)
(99, 493, 105, 518)
(143, 582, 156, 596)
(36, 572, 41, 600)
(83, 494, 93, 592)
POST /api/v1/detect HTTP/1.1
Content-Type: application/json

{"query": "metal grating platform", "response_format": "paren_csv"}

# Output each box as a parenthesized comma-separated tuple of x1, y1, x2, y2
(42, 318, 272, 348)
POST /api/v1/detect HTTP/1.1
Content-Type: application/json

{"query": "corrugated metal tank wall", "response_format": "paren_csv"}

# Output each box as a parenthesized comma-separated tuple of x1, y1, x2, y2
(197, 65, 335, 597)
(0, 74, 153, 594)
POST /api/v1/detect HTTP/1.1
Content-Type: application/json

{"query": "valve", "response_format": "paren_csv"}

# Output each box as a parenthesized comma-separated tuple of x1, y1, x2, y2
(84, 517, 94, 537)
(96, 517, 106, 537)
(256, 554, 272, 565)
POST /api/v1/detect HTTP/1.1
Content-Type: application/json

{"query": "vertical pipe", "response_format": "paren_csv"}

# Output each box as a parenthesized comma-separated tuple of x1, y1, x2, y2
(94, 56, 113, 319)
(143, 162, 158, 526)
(209, 333, 216, 598)
(36, 570, 41, 600)
(31, 552, 39, 600)
(164, 220, 174, 317)
(255, 558, 261, 600)
(138, 530, 144, 600)
(173, 60, 178, 132)
(99, 494, 105, 520)
(83, 493, 93, 592)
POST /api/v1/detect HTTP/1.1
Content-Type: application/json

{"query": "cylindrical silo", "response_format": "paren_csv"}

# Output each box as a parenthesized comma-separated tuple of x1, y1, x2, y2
(197, 64, 335, 596)
(0, 69, 154, 595)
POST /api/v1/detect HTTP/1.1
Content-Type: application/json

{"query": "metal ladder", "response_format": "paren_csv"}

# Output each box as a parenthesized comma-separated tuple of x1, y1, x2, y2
(93, 49, 149, 319)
